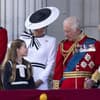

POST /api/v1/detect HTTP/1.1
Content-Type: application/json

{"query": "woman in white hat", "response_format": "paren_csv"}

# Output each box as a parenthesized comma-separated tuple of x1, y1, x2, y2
(20, 7, 60, 90)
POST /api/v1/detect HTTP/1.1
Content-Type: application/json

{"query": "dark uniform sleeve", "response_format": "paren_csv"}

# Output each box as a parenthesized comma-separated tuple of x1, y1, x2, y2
(3, 62, 12, 89)
(27, 66, 36, 89)
(28, 76, 36, 89)
(0, 28, 8, 64)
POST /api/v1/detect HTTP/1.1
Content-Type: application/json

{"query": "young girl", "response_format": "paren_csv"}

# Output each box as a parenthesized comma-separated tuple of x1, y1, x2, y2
(2, 39, 35, 89)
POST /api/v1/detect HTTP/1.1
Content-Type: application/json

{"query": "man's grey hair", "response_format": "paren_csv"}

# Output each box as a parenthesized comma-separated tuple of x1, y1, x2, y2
(63, 16, 81, 31)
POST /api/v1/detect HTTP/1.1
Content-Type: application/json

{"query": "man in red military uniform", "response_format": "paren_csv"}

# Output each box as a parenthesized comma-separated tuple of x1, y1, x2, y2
(0, 27, 8, 89)
(53, 16, 100, 89)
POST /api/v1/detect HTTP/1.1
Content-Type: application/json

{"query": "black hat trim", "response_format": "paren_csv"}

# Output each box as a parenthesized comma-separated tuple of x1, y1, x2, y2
(29, 8, 51, 23)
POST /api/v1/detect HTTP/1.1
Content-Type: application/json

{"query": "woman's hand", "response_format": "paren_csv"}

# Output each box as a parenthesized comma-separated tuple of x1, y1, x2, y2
(84, 78, 96, 89)
(35, 79, 43, 88)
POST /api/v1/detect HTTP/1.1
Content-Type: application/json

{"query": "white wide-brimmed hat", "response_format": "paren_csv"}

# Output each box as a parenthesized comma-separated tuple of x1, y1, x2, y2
(25, 7, 60, 30)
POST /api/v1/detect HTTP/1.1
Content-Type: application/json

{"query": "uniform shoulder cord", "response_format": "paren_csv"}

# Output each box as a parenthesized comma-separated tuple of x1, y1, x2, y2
(60, 33, 86, 65)
(60, 41, 77, 65)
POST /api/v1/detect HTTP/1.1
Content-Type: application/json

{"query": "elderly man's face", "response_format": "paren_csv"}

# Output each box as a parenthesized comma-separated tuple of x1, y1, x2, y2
(63, 23, 80, 41)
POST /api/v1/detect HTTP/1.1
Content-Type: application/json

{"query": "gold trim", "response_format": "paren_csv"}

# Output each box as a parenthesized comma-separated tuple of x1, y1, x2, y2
(53, 80, 59, 89)
(61, 33, 87, 65)
(63, 71, 92, 78)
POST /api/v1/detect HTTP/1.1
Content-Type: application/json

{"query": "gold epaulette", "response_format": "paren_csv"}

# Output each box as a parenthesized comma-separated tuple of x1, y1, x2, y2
(53, 80, 59, 89)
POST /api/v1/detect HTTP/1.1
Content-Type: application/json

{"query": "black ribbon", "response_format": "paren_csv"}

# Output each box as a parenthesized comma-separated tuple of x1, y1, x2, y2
(21, 30, 40, 50)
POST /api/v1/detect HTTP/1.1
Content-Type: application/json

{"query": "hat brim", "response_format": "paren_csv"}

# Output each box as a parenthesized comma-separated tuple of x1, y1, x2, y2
(25, 7, 60, 30)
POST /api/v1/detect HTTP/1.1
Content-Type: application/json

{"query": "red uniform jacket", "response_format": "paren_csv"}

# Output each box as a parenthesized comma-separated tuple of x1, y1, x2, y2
(0, 27, 8, 64)
(0, 27, 8, 88)
(53, 35, 100, 89)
